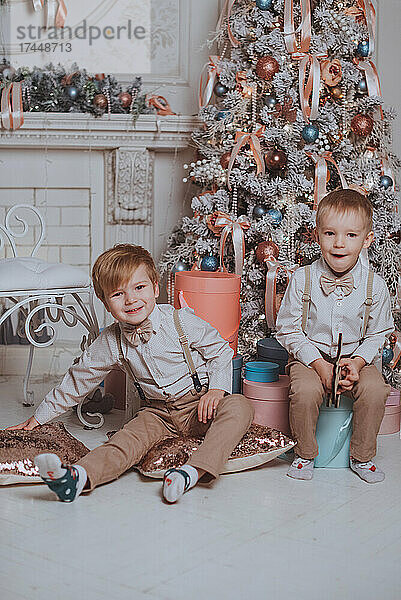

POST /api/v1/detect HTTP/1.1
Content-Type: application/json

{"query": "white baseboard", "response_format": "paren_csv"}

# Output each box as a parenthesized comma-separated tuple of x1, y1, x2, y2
(0, 342, 80, 377)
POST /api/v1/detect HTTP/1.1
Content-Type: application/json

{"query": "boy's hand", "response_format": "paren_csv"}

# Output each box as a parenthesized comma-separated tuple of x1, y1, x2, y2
(310, 358, 334, 394)
(198, 389, 225, 423)
(5, 416, 40, 431)
(338, 357, 365, 392)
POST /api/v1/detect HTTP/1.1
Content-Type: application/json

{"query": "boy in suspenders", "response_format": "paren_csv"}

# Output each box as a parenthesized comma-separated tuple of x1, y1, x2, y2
(8, 244, 253, 503)
(276, 190, 394, 483)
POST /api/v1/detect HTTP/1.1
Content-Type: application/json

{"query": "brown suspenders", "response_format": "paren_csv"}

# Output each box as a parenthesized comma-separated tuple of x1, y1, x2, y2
(115, 309, 203, 402)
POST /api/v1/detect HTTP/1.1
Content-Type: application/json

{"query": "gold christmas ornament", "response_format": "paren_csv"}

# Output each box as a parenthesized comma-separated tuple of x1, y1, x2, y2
(93, 93, 108, 109)
(118, 91, 132, 107)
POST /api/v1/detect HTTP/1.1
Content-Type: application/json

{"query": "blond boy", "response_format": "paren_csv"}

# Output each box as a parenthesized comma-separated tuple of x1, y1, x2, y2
(276, 190, 394, 482)
(8, 244, 253, 502)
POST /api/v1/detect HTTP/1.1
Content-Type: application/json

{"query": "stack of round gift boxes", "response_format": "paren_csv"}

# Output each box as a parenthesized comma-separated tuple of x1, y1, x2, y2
(232, 338, 400, 440)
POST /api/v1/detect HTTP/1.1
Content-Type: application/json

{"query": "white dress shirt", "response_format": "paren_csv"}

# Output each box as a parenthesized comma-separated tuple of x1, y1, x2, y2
(275, 257, 394, 368)
(34, 304, 234, 424)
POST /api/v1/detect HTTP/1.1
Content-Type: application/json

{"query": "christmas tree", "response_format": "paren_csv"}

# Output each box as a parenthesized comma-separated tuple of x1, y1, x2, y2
(160, 0, 401, 387)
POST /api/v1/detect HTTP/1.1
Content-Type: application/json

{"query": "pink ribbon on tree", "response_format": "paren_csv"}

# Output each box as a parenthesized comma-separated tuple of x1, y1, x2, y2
(283, 0, 312, 54)
(264, 259, 297, 329)
(227, 125, 265, 190)
(306, 151, 348, 209)
(1, 83, 24, 131)
(32, 0, 67, 29)
(354, 57, 383, 119)
(292, 51, 327, 123)
(216, 0, 240, 47)
(345, 0, 376, 57)
(214, 214, 251, 276)
(199, 56, 221, 109)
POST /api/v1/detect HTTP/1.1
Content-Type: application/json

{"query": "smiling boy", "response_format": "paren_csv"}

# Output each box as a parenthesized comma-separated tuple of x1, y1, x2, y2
(8, 244, 253, 502)
(276, 190, 394, 483)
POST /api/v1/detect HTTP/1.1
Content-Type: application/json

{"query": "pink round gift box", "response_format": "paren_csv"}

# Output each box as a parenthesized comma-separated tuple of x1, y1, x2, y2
(243, 376, 290, 436)
(378, 388, 400, 435)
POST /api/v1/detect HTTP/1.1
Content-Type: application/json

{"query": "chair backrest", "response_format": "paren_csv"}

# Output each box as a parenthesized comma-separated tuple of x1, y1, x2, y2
(0, 204, 45, 258)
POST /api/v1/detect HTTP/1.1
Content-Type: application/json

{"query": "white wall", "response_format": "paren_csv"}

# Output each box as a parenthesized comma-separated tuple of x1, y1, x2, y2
(377, 0, 401, 160)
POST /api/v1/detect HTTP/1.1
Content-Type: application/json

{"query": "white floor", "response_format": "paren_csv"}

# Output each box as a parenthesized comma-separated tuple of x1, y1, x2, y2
(1, 375, 400, 600)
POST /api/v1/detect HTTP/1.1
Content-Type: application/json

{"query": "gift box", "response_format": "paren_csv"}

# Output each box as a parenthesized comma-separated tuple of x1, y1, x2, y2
(174, 270, 241, 354)
(386, 387, 400, 406)
(243, 376, 290, 435)
(378, 404, 400, 435)
(314, 396, 353, 468)
(257, 337, 288, 375)
(232, 354, 243, 394)
(244, 360, 279, 383)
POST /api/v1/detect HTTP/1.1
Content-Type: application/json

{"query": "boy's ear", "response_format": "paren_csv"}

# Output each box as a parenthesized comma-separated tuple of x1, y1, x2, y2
(363, 230, 374, 248)
(154, 282, 160, 298)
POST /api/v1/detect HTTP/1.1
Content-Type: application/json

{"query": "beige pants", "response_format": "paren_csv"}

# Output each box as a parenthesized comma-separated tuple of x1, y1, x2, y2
(288, 360, 390, 462)
(77, 390, 254, 492)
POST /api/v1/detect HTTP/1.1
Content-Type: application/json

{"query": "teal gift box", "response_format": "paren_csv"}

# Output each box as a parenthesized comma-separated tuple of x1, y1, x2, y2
(244, 361, 279, 383)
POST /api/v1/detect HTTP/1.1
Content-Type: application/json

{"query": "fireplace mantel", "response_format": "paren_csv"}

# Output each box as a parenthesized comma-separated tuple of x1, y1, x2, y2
(0, 113, 199, 150)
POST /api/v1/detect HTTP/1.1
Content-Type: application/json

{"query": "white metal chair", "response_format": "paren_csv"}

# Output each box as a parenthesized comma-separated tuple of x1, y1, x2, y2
(0, 204, 102, 428)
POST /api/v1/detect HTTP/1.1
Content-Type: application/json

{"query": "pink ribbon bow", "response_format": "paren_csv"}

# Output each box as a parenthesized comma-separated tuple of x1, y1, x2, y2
(306, 151, 348, 210)
(216, 0, 240, 47)
(354, 57, 383, 120)
(1, 83, 24, 131)
(264, 259, 297, 329)
(292, 52, 327, 123)
(214, 214, 251, 276)
(227, 125, 265, 190)
(32, 0, 67, 29)
(199, 56, 221, 109)
(283, 0, 312, 54)
(146, 95, 175, 116)
(345, 0, 376, 57)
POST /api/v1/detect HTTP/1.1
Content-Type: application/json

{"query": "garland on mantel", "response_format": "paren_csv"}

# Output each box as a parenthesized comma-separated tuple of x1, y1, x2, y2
(0, 61, 176, 129)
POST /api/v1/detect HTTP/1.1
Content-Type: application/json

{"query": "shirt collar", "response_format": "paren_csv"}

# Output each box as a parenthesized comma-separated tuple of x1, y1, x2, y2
(148, 303, 162, 333)
(317, 256, 362, 290)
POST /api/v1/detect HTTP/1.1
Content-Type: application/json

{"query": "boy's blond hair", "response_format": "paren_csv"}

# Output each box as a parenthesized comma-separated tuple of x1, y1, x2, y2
(92, 244, 159, 304)
(316, 189, 373, 233)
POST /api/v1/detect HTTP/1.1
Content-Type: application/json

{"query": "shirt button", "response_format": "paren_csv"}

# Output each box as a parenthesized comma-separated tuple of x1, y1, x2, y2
(337, 301, 342, 306)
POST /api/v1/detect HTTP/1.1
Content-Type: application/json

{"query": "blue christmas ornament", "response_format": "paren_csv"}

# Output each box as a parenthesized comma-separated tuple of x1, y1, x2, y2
(264, 95, 277, 109)
(66, 85, 79, 100)
(214, 81, 228, 97)
(357, 78, 368, 94)
(356, 41, 370, 58)
(256, 0, 273, 11)
(253, 204, 267, 219)
(379, 175, 393, 190)
(267, 208, 283, 225)
(382, 347, 394, 365)
(172, 261, 189, 274)
(301, 124, 320, 143)
(201, 255, 219, 271)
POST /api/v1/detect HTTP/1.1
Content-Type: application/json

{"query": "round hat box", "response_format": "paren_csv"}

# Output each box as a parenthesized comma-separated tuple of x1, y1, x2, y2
(243, 376, 290, 436)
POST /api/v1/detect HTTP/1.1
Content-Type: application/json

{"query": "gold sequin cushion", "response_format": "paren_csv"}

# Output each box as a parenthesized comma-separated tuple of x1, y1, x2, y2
(136, 424, 295, 478)
(0, 423, 89, 485)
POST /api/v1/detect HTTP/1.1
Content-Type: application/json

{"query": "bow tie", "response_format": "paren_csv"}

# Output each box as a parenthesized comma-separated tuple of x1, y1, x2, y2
(120, 319, 153, 346)
(320, 272, 354, 296)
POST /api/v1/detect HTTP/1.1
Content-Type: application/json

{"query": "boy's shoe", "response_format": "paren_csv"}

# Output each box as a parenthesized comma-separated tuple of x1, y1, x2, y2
(287, 455, 314, 480)
(350, 458, 385, 483)
(34, 453, 87, 502)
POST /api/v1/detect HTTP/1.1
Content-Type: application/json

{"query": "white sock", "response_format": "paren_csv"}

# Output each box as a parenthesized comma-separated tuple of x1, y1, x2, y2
(163, 464, 199, 503)
(34, 453, 87, 501)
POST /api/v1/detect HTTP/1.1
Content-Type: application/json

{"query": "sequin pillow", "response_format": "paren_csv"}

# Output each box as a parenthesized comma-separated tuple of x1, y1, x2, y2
(136, 424, 295, 478)
(0, 422, 89, 485)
